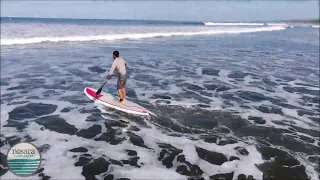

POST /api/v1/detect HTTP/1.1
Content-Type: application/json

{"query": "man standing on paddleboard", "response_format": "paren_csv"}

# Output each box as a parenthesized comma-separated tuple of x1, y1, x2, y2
(106, 51, 128, 103)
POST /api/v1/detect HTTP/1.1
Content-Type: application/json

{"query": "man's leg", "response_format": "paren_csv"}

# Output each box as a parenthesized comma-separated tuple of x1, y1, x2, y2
(117, 76, 124, 102)
(122, 87, 126, 100)
(122, 74, 127, 101)
(118, 89, 124, 101)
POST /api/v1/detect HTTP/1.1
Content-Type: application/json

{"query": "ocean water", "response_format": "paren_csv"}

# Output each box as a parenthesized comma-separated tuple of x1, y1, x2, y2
(1, 17, 319, 180)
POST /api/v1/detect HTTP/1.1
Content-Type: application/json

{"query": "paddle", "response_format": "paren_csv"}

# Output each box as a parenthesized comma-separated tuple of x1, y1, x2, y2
(95, 81, 107, 96)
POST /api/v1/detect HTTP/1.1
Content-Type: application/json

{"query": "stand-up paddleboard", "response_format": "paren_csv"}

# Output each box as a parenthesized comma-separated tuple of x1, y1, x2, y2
(84, 87, 150, 116)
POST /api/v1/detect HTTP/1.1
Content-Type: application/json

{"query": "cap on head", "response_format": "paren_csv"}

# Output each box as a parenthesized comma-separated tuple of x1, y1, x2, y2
(113, 51, 119, 58)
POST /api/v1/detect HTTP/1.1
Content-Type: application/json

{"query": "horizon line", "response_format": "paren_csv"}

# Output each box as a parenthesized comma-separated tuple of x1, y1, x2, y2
(2, 16, 319, 23)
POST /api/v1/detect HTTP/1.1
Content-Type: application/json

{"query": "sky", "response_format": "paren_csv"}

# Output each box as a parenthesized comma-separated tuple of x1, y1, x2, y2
(1, 1, 319, 22)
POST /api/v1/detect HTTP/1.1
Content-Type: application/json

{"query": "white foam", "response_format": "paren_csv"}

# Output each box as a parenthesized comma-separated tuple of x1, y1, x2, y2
(19, 122, 131, 177)
(1, 26, 286, 46)
(295, 132, 319, 140)
(113, 166, 187, 180)
(182, 144, 200, 164)
(204, 22, 264, 26)
(267, 23, 288, 27)
(133, 124, 264, 180)
(208, 97, 225, 111)
(289, 79, 320, 91)
(240, 109, 284, 127)
(273, 85, 304, 107)
(217, 69, 240, 87)
(0, 102, 34, 132)
(0, 123, 82, 179)
(312, 25, 319, 28)
(295, 154, 319, 180)
(1, 106, 10, 128)
(243, 75, 256, 85)
(282, 108, 314, 124)
(219, 144, 264, 179)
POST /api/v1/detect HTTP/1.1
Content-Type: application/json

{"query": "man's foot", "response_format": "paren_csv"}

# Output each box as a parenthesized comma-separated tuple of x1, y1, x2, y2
(119, 99, 125, 104)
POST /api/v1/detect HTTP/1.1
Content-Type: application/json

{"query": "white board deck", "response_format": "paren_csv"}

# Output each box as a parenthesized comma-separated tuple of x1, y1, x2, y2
(84, 87, 150, 116)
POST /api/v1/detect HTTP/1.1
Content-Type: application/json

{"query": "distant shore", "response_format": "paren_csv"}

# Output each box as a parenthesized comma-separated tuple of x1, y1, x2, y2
(287, 19, 320, 25)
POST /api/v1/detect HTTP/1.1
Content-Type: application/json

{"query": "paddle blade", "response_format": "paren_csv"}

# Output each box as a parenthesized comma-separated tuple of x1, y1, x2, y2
(95, 88, 102, 95)
(95, 81, 107, 96)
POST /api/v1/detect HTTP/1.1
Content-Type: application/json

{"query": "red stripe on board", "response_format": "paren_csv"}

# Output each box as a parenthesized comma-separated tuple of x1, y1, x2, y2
(85, 88, 148, 115)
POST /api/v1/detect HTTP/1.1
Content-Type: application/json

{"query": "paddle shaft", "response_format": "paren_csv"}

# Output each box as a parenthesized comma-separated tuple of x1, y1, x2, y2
(95, 81, 107, 95)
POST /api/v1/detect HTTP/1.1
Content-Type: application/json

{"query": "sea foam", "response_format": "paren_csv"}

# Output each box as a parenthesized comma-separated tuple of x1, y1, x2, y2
(1, 26, 286, 46)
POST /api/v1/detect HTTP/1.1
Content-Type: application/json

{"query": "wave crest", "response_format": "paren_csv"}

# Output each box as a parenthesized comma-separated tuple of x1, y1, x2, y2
(204, 22, 264, 26)
(204, 22, 288, 27)
(1, 26, 286, 46)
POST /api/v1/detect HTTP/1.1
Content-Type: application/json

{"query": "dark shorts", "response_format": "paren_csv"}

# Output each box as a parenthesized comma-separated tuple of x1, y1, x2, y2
(117, 74, 127, 89)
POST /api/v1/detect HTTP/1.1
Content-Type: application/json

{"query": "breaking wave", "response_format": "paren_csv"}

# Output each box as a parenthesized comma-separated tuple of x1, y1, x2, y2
(204, 22, 265, 26)
(1, 26, 286, 46)
(204, 22, 289, 27)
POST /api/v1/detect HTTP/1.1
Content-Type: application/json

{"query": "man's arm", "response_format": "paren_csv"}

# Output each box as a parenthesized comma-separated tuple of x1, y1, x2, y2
(106, 61, 116, 80)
